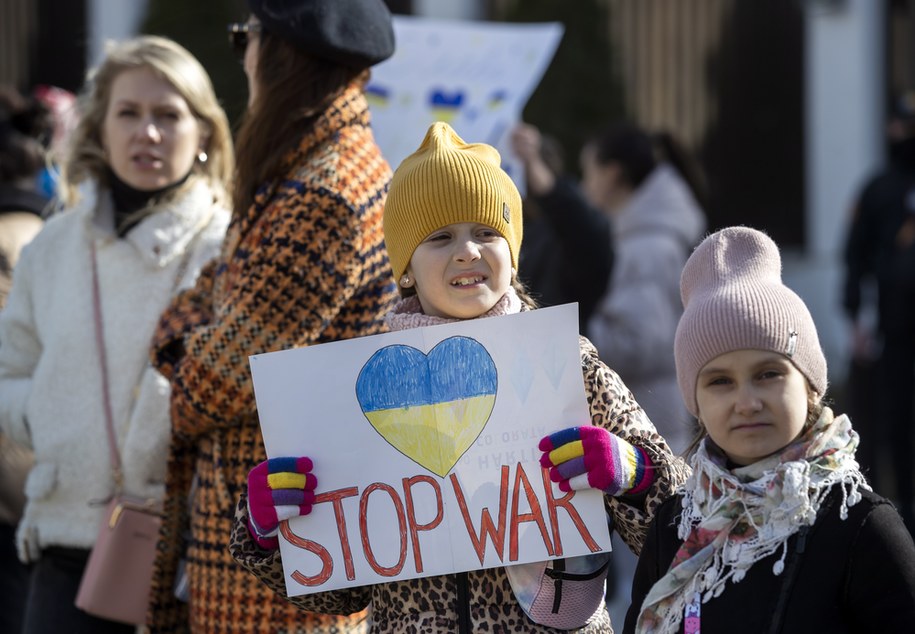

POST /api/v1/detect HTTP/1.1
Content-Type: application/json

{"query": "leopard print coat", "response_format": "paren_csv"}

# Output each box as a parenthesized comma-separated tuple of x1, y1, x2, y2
(230, 336, 690, 633)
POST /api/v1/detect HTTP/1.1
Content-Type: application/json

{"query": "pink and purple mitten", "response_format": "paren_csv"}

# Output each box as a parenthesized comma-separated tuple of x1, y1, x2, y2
(246, 457, 317, 550)
(539, 426, 654, 497)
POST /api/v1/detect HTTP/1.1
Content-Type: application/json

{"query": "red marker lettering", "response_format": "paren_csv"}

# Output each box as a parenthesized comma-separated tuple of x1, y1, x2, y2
(282, 522, 334, 587)
(541, 467, 601, 553)
(509, 462, 553, 561)
(317, 487, 359, 580)
(450, 466, 509, 564)
(359, 483, 408, 577)
(402, 475, 443, 573)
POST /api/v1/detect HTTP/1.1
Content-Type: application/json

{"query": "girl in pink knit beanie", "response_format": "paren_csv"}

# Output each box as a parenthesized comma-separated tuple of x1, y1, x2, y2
(625, 226, 915, 633)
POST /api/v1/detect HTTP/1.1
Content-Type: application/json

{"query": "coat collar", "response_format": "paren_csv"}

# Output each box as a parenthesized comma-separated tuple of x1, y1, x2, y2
(276, 82, 371, 178)
(249, 82, 371, 212)
(76, 177, 217, 268)
(225, 81, 371, 256)
(614, 164, 705, 246)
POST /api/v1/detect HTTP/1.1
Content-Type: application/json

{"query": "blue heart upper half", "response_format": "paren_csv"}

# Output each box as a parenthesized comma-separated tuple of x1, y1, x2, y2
(356, 336, 497, 412)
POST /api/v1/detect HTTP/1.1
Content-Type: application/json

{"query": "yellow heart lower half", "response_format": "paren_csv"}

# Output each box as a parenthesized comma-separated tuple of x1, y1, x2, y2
(363, 394, 495, 477)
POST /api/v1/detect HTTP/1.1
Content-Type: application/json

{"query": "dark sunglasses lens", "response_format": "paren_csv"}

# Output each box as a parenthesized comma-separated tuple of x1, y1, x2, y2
(231, 31, 248, 56)
(228, 24, 251, 57)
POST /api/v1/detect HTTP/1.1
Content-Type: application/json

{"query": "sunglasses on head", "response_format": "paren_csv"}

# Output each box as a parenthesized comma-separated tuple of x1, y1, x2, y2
(227, 22, 262, 57)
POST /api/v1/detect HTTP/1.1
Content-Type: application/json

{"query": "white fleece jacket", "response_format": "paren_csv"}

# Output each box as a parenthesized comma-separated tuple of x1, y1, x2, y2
(0, 178, 229, 561)
(587, 164, 706, 454)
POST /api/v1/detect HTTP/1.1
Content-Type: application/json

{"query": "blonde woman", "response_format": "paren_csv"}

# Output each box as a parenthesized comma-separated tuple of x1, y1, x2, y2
(0, 35, 233, 634)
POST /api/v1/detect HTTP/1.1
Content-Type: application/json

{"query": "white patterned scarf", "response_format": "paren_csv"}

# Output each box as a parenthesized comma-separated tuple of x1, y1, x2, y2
(636, 407, 870, 633)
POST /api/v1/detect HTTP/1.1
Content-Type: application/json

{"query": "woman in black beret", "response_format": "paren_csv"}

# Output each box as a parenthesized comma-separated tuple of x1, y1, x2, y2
(147, 2, 397, 632)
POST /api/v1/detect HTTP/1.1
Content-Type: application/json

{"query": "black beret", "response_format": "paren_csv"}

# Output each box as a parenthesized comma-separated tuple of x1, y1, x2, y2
(248, 0, 395, 70)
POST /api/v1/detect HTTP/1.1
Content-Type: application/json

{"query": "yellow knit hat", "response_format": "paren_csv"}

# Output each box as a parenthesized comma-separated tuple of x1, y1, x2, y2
(383, 122, 523, 281)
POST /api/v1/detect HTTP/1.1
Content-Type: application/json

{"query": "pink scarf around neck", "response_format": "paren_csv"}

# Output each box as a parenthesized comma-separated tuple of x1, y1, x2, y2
(384, 287, 523, 332)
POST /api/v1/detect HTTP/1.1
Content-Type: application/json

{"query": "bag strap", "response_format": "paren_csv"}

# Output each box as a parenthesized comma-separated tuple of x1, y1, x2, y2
(89, 239, 123, 493)
(89, 236, 197, 495)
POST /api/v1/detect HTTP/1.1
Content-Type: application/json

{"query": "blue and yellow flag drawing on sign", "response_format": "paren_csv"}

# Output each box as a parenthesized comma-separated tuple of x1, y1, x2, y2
(355, 336, 497, 477)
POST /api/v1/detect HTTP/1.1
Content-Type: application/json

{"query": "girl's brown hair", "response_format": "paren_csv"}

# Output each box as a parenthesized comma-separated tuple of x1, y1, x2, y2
(232, 30, 365, 217)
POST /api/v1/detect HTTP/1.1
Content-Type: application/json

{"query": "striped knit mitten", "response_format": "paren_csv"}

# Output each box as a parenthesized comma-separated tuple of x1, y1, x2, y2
(247, 457, 317, 550)
(538, 426, 654, 497)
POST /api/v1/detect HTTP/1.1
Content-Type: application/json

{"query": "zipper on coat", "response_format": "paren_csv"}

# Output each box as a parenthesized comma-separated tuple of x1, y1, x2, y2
(551, 558, 566, 613)
(768, 492, 836, 633)
(767, 492, 836, 634)
(767, 526, 808, 634)
(456, 571, 471, 634)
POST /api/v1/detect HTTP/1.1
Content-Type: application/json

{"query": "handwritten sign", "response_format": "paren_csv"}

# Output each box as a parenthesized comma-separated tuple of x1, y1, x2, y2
(367, 16, 564, 190)
(250, 304, 611, 596)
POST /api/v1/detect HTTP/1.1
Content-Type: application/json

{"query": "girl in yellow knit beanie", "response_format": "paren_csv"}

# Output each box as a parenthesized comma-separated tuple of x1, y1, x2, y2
(232, 122, 688, 633)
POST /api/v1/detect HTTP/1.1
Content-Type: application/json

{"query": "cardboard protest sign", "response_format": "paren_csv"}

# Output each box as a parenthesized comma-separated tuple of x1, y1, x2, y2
(366, 16, 564, 192)
(250, 303, 611, 597)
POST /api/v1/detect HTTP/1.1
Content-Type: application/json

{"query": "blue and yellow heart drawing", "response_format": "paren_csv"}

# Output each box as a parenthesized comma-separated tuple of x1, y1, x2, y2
(355, 336, 497, 477)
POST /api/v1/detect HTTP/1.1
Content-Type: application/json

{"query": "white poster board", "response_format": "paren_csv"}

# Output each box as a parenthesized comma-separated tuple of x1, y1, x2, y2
(366, 16, 564, 189)
(250, 304, 611, 597)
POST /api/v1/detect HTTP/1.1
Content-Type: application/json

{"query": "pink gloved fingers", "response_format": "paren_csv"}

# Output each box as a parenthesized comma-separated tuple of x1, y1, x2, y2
(560, 473, 595, 493)
(246, 457, 318, 544)
(550, 457, 587, 482)
(271, 488, 316, 506)
(267, 456, 314, 475)
(539, 426, 655, 496)
(276, 504, 314, 522)
(538, 427, 584, 454)
(247, 460, 278, 533)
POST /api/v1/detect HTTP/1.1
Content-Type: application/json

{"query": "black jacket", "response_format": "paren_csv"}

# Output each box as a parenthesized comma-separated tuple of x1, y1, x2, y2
(0, 183, 48, 216)
(843, 156, 915, 335)
(624, 487, 915, 633)
(519, 177, 612, 334)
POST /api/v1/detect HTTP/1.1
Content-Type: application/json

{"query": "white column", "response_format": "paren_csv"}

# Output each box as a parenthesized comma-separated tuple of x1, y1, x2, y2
(790, 0, 884, 382)
(806, 0, 883, 256)
(87, 0, 149, 69)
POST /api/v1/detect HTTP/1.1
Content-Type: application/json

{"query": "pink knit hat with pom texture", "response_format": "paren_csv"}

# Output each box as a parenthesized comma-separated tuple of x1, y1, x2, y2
(674, 226, 827, 417)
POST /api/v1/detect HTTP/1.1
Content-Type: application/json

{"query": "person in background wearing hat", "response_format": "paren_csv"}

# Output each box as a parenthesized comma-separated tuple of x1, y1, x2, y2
(228, 122, 688, 633)
(146, 1, 398, 632)
(842, 91, 915, 534)
(624, 226, 915, 633)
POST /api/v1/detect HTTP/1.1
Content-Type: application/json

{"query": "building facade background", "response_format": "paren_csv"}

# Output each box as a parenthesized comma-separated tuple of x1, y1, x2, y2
(2, 0, 908, 387)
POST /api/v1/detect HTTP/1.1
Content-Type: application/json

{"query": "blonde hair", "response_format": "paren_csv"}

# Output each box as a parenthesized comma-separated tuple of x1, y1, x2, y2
(60, 35, 233, 208)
